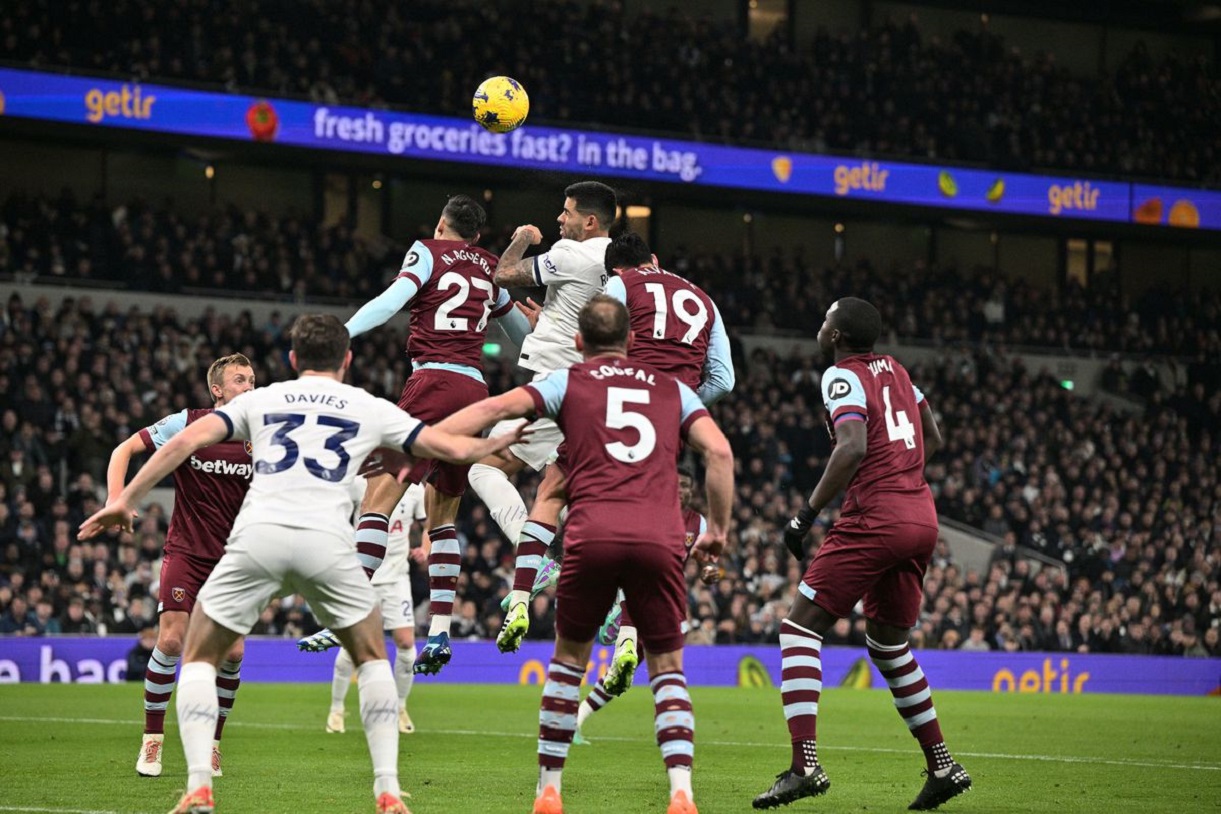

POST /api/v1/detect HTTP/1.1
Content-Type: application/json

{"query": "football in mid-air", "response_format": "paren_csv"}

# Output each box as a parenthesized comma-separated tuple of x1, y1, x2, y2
(472, 76, 529, 133)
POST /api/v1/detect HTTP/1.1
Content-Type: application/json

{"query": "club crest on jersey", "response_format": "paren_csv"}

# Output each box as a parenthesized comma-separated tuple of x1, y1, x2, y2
(829, 378, 853, 399)
(243, 441, 253, 455)
(172, 587, 186, 602)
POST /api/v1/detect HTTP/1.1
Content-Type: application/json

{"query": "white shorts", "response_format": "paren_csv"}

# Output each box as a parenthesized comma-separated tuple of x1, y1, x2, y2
(490, 415, 563, 472)
(199, 524, 376, 635)
(373, 573, 415, 631)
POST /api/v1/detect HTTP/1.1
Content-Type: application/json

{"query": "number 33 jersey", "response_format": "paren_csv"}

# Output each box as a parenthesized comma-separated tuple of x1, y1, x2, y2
(822, 353, 936, 524)
(215, 378, 424, 542)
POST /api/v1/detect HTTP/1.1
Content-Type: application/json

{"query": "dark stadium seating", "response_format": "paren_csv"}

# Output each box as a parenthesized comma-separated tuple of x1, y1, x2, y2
(0, 297, 1216, 656)
(4, 1, 1217, 183)
(6, 192, 1221, 365)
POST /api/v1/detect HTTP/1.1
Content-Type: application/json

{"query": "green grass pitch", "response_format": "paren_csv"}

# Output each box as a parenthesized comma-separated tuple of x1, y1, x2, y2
(0, 682, 1218, 813)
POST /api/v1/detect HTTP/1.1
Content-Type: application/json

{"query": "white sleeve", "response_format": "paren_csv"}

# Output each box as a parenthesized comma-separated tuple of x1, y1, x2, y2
(377, 399, 426, 451)
(215, 395, 253, 442)
(533, 241, 588, 286)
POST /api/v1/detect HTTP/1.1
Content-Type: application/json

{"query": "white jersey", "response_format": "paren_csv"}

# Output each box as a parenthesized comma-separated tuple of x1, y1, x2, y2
(216, 377, 424, 543)
(519, 236, 611, 374)
(376, 483, 427, 585)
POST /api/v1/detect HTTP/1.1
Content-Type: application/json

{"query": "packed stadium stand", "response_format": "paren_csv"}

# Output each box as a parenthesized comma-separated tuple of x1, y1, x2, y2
(3, 0, 1219, 182)
(5, 191, 1221, 362)
(1, 289, 1216, 656)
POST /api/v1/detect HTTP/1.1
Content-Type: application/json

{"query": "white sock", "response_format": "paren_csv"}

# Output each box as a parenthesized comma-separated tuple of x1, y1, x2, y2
(668, 766, 693, 798)
(469, 463, 529, 543)
(428, 614, 452, 637)
(538, 767, 563, 795)
(331, 647, 354, 712)
(576, 698, 595, 730)
(176, 661, 218, 791)
(357, 659, 401, 800)
(394, 646, 415, 707)
(510, 589, 530, 608)
(616, 624, 639, 649)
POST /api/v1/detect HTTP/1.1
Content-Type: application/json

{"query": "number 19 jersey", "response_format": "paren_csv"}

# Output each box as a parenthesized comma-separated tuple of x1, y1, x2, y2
(822, 353, 935, 525)
(611, 266, 716, 391)
(215, 377, 424, 543)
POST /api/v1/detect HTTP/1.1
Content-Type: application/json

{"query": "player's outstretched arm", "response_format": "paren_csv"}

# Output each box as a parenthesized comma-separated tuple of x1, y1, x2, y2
(408, 418, 529, 466)
(686, 415, 734, 565)
(345, 276, 418, 338)
(80, 415, 230, 539)
(432, 387, 538, 438)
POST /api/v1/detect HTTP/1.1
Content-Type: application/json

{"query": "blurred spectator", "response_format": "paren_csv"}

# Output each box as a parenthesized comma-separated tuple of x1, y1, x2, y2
(125, 627, 159, 681)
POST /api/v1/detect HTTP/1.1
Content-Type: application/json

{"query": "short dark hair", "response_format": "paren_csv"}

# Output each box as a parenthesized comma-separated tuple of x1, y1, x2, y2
(677, 463, 696, 481)
(564, 181, 617, 230)
(578, 295, 630, 353)
(603, 231, 653, 274)
(442, 194, 486, 240)
(289, 314, 350, 372)
(830, 297, 883, 350)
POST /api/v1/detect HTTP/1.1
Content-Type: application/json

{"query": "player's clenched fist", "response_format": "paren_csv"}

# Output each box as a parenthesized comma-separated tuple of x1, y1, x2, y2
(511, 224, 542, 245)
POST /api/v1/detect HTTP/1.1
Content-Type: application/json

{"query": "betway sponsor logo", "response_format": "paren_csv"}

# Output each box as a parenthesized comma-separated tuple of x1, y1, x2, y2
(189, 456, 253, 478)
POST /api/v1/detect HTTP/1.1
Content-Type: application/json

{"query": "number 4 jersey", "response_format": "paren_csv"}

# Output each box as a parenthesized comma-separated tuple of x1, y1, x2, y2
(821, 354, 936, 525)
(215, 377, 425, 542)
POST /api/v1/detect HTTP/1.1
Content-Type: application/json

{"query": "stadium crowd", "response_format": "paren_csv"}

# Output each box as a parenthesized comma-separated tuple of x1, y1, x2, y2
(6, 190, 1221, 367)
(0, 295, 1216, 657)
(4, 0, 1218, 183)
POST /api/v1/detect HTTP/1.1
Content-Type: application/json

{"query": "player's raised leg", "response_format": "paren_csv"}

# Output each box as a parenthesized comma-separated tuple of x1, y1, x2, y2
(418, 484, 467, 674)
(601, 593, 639, 696)
(468, 438, 531, 544)
(499, 465, 565, 652)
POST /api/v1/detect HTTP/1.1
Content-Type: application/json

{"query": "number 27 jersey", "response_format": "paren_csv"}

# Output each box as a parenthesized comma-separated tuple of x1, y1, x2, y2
(822, 353, 935, 525)
(399, 238, 511, 370)
(215, 377, 424, 543)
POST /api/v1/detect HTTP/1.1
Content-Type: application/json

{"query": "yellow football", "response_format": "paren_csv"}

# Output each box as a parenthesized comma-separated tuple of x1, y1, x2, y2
(472, 76, 529, 133)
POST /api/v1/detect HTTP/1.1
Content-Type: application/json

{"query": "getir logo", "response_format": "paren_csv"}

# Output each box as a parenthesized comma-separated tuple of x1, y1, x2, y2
(1048, 181, 1100, 216)
(834, 162, 889, 196)
(85, 84, 155, 123)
